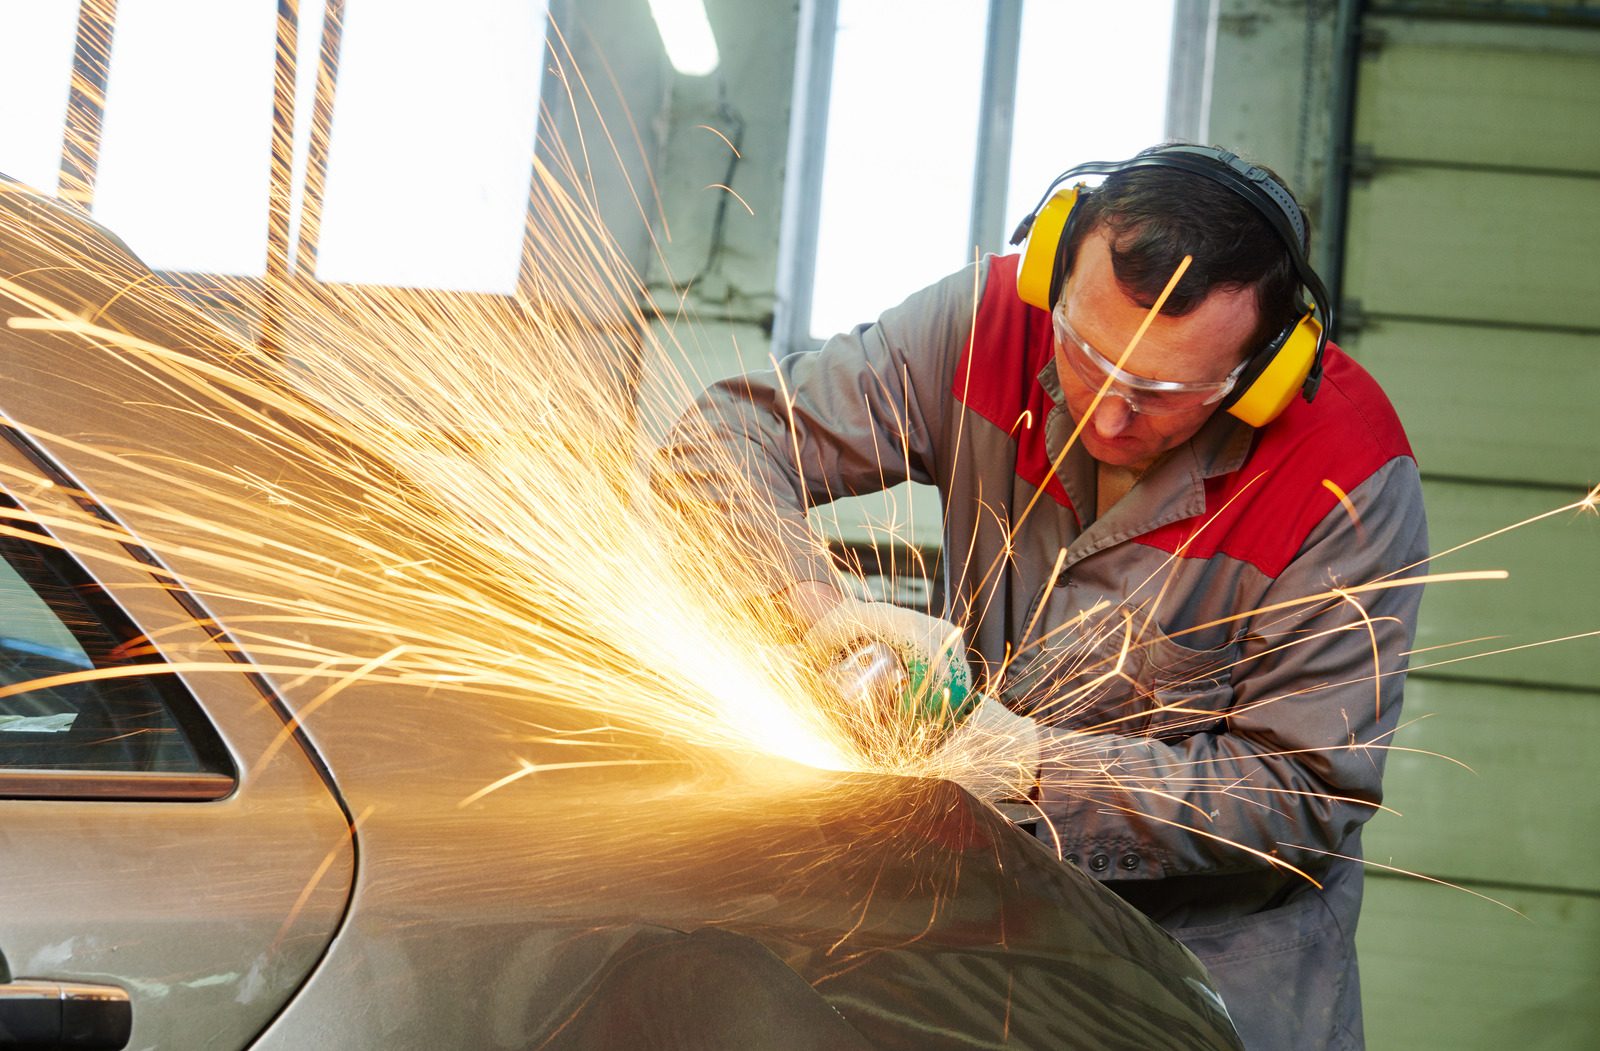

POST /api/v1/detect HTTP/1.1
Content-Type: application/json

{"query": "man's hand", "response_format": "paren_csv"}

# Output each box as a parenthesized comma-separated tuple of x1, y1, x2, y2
(798, 596, 1043, 803)
(940, 696, 1043, 804)
(802, 598, 977, 727)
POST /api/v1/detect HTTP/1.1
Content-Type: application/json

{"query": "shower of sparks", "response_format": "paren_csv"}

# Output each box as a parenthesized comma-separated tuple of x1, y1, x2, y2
(0, 250, 855, 782)
(0, 54, 1044, 811)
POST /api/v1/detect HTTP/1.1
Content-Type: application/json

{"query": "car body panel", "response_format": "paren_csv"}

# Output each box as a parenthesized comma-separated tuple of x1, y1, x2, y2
(247, 694, 1236, 1049)
(0, 435, 356, 1049)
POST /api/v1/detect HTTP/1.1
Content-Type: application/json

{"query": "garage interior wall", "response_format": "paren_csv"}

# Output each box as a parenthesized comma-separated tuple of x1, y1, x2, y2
(1330, 6, 1600, 1048)
(631, 1, 1600, 1047)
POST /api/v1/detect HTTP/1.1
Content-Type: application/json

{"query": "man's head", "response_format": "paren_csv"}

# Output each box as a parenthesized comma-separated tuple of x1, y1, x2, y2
(1019, 146, 1317, 470)
(1058, 150, 1307, 356)
(1053, 225, 1262, 471)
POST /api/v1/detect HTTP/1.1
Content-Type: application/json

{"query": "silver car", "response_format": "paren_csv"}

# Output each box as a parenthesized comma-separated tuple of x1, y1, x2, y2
(0, 180, 1241, 1051)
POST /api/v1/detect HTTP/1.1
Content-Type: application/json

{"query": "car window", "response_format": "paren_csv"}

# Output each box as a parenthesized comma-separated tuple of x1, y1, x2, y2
(0, 514, 232, 779)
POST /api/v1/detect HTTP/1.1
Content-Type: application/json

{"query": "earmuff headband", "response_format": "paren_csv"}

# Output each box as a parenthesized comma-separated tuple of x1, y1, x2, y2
(1011, 146, 1335, 422)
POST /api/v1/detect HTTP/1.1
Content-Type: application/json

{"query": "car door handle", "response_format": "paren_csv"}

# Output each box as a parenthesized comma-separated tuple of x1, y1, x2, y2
(0, 979, 131, 1051)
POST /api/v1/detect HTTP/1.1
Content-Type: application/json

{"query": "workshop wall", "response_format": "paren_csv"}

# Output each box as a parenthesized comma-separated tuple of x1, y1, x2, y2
(628, 0, 800, 439)
(1328, 11, 1600, 1049)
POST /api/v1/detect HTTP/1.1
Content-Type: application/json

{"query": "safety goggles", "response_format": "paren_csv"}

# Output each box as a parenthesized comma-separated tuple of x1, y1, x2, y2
(1052, 304, 1248, 416)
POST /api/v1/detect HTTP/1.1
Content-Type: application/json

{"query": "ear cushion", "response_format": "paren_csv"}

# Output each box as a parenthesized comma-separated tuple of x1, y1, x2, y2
(1015, 186, 1080, 310)
(1224, 312, 1322, 427)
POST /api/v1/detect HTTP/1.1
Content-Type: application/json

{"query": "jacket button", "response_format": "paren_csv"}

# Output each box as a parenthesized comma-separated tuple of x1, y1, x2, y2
(1089, 853, 1110, 872)
(1119, 853, 1140, 871)
(1066, 853, 1080, 865)
(1053, 573, 1070, 589)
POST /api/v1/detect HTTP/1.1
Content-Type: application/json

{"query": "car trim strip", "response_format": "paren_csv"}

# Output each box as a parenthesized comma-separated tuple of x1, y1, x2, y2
(0, 769, 235, 801)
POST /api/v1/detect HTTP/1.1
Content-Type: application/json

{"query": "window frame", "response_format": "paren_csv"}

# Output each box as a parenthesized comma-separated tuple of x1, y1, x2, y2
(0, 436, 236, 802)
(772, 0, 1211, 357)
(45, 0, 572, 353)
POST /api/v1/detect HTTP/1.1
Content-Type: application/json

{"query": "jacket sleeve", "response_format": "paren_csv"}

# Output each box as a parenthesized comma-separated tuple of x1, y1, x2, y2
(1033, 455, 1430, 880)
(654, 262, 984, 595)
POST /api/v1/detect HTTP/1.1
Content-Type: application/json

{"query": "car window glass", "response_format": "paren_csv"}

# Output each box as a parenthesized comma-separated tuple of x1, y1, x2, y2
(0, 522, 231, 776)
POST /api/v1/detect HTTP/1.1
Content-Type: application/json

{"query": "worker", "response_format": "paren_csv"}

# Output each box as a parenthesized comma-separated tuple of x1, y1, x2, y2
(659, 143, 1428, 1049)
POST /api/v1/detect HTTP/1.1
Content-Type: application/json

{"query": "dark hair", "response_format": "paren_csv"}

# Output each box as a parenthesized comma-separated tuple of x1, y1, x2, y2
(1062, 149, 1306, 355)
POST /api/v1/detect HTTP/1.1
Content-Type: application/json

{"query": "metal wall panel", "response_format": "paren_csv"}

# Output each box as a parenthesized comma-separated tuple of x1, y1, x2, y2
(1343, 166, 1600, 328)
(1413, 479, 1600, 691)
(1339, 13, 1600, 1049)
(1356, 319, 1598, 486)
(1364, 677, 1600, 892)
(1354, 24, 1600, 171)
(1359, 877, 1600, 1050)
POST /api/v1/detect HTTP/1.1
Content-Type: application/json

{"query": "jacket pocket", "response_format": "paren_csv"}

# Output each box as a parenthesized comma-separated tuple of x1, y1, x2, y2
(1132, 626, 1238, 739)
(1003, 583, 1237, 736)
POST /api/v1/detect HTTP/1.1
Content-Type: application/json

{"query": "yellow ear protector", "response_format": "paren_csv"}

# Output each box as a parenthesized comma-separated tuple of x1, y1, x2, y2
(1009, 145, 1334, 428)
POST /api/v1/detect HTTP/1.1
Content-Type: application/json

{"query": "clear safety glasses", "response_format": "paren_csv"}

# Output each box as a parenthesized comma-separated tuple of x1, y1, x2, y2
(1052, 304, 1247, 416)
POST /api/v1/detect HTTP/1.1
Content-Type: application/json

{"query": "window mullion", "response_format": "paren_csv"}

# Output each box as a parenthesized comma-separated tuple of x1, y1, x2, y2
(59, 0, 117, 210)
(297, 0, 346, 279)
(263, 0, 300, 359)
(773, 0, 839, 356)
(967, 0, 1023, 261)
(1165, 0, 1213, 144)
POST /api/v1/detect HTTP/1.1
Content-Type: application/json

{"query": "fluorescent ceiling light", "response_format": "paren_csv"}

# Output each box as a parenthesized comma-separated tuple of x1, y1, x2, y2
(646, 0, 719, 76)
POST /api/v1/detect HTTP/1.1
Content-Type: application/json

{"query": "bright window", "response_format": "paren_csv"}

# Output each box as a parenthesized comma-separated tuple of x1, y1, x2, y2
(803, 0, 1175, 342)
(315, 0, 547, 291)
(94, 0, 280, 275)
(0, 0, 549, 293)
(1005, 3, 1174, 228)
(808, 0, 987, 340)
(0, 3, 80, 195)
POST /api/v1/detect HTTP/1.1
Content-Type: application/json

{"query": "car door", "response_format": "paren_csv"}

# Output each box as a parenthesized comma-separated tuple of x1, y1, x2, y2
(0, 435, 355, 1050)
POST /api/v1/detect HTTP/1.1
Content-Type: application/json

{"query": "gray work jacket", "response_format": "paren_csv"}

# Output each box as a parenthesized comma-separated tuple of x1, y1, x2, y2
(666, 254, 1428, 1050)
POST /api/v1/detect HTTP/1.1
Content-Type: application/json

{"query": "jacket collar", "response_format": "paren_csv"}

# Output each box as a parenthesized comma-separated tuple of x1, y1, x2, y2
(1037, 358, 1256, 564)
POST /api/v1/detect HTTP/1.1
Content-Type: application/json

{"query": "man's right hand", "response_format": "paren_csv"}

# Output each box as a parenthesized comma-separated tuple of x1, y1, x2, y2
(801, 597, 977, 729)
(792, 592, 1045, 802)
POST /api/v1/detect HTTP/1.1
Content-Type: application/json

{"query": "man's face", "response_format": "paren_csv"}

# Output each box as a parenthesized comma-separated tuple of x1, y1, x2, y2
(1054, 228, 1262, 473)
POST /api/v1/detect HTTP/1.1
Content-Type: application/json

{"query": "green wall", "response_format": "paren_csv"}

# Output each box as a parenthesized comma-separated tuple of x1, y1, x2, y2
(1339, 14, 1600, 1048)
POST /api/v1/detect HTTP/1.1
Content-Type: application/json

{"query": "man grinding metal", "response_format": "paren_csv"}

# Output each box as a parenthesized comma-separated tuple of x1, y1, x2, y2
(660, 144, 1428, 1049)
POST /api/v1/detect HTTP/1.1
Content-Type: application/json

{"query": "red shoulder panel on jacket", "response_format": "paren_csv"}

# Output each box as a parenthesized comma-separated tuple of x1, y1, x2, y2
(951, 254, 1075, 512)
(1136, 348, 1416, 578)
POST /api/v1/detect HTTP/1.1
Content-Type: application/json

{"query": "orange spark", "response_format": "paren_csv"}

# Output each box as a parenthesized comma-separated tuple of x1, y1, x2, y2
(695, 124, 741, 157)
(1322, 477, 1367, 541)
(704, 183, 754, 215)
